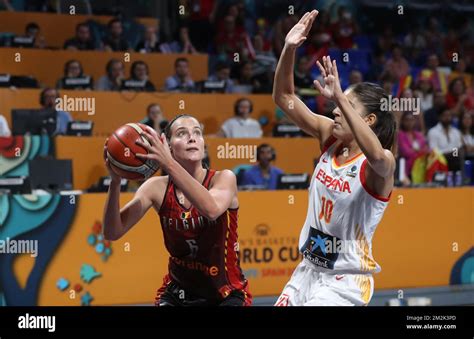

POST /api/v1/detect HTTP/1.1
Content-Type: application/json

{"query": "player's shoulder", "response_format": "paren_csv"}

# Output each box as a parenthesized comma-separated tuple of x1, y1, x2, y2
(138, 175, 169, 194)
(213, 169, 236, 180)
(210, 169, 237, 186)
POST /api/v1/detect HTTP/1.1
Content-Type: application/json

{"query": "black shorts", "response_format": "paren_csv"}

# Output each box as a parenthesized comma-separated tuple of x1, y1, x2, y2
(156, 280, 246, 306)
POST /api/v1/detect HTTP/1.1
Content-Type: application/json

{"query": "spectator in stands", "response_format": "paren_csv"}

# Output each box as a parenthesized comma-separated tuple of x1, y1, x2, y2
(215, 15, 249, 62)
(366, 51, 386, 83)
(305, 9, 331, 60)
(330, 6, 358, 49)
(384, 44, 410, 80)
(424, 89, 446, 131)
(446, 77, 474, 119)
(424, 16, 444, 57)
(64, 22, 95, 51)
(0, 114, 11, 137)
(217, 98, 262, 138)
(414, 73, 434, 113)
(443, 29, 461, 65)
(398, 88, 426, 133)
(164, 57, 195, 92)
(398, 112, 429, 178)
(56, 60, 93, 90)
(449, 59, 472, 88)
(427, 108, 463, 171)
(418, 54, 445, 94)
(252, 34, 277, 76)
(233, 60, 263, 93)
(103, 18, 130, 52)
(156, 26, 198, 54)
(95, 59, 124, 91)
(348, 70, 363, 85)
(135, 26, 160, 53)
(381, 74, 395, 97)
(39, 88, 72, 135)
(240, 143, 283, 190)
(402, 25, 426, 65)
(272, 15, 298, 57)
(187, 0, 218, 52)
(25, 22, 45, 48)
(207, 61, 234, 93)
(460, 110, 474, 156)
(142, 103, 166, 134)
(294, 55, 313, 91)
(178, 26, 198, 54)
(121, 60, 156, 92)
(377, 24, 396, 54)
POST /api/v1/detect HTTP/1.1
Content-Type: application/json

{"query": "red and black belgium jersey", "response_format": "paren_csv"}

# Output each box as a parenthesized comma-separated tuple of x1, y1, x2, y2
(158, 169, 251, 302)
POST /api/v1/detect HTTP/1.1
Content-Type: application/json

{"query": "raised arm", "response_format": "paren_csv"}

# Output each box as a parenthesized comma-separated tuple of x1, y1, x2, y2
(272, 10, 334, 147)
(165, 163, 237, 220)
(315, 56, 396, 179)
(136, 131, 237, 221)
(102, 141, 156, 240)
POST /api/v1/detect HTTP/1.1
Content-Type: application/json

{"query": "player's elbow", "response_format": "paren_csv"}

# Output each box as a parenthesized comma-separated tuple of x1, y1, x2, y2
(272, 93, 290, 109)
(103, 232, 118, 241)
(271, 91, 279, 103)
(369, 151, 387, 164)
(204, 206, 222, 221)
(206, 214, 219, 222)
(102, 224, 123, 241)
(368, 154, 394, 178)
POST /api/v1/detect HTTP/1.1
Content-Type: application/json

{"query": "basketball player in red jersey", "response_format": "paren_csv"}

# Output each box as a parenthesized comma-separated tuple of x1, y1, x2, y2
(103, 114, 251, 306)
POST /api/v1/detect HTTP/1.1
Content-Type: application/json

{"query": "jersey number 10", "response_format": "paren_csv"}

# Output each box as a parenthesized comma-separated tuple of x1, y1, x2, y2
(318, 196, 334, 223)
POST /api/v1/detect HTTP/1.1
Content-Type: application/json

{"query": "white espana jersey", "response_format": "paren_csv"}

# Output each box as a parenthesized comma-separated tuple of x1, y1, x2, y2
(299, 136, 391, 275)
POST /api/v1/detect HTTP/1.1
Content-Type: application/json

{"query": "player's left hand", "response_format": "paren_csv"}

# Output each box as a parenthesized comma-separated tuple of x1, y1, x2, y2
(135, 126, 174, 170)
(314, 55, 344, 101)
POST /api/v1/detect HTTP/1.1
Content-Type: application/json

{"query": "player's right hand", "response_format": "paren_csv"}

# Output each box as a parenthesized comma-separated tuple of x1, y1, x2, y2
(284, 10, 318, 48)
(103, 138, 121, 183)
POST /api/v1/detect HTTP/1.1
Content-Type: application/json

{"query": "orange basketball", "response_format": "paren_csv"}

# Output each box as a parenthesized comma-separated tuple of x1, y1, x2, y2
(106, 123, 159, 180)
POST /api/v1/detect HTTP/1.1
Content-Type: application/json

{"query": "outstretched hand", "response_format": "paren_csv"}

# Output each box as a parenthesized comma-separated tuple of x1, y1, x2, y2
(285, 10, 318, 48)
(314, 55, 344, 100)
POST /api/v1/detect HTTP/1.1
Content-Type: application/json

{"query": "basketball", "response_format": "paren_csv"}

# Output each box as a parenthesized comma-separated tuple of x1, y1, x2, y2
(106, 123, 159, 180)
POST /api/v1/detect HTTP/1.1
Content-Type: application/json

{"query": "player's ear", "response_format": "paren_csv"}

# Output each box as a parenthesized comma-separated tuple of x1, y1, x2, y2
(364, 113, 377, 127)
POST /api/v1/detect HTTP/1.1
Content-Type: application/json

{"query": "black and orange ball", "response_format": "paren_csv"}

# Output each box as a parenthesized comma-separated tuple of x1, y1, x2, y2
(106, 123, 159, 180)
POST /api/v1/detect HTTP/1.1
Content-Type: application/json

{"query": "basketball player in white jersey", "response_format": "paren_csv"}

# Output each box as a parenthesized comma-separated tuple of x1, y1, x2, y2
(273, 10, 397, 306)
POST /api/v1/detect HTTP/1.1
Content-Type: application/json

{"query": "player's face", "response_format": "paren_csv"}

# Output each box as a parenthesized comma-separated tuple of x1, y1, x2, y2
(331, 90, 368, 142)
(169, 117, 205, 163)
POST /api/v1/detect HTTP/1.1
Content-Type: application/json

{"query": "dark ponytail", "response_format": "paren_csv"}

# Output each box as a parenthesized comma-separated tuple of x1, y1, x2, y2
(349, 82, 397, 150)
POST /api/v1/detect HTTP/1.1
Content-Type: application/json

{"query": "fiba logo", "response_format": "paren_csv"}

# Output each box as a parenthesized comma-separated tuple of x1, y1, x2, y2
(254, 224, 270, 237)
(346, 165, 358, 178)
